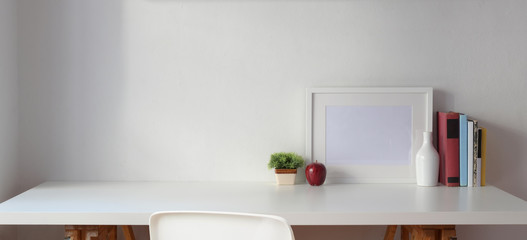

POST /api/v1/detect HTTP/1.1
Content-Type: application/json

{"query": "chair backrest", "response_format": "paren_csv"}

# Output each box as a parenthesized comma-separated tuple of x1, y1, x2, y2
(149, 211, 295, 240)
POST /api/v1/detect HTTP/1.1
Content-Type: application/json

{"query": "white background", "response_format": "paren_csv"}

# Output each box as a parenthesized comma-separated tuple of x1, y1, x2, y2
(2, 0, 527, 239)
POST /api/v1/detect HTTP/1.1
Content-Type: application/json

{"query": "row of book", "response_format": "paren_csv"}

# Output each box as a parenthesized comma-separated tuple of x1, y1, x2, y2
(437, 112, 487, 187)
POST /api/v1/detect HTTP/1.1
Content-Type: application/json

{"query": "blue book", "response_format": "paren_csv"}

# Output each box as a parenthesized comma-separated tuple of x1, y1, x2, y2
(459, 114, 468, 186)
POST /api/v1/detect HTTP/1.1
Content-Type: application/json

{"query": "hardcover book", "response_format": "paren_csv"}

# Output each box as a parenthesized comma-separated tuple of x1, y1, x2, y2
(467, 120, 474, 187)
(480, 127, 487, 186)
(459, 114, 468, 187)
(437, 112, 460, 187)
(476, 127, 482, 187)
(471, 120, 479, 187)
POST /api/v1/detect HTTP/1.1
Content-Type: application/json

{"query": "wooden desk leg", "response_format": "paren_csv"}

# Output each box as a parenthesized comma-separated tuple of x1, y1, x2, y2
(422, 229, 437, 240)
(122, 225, 136, 240)
(97, 225, 117, 240)
(410, 226, 422, 240)
(400, 225, 456, 240)
(401, 225, 410, 240)
(64, 227, 81, 240)
(65, 225, 117, 240)
(384, 225, 397, 240)
(440, 229, 457, 240)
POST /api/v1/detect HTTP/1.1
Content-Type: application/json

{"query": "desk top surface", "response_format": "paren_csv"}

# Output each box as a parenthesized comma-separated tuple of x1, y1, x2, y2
(1, 181, 527, 225)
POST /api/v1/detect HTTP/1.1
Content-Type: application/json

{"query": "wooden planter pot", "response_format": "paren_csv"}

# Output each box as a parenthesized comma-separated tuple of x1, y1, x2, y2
(274, 169, 297, 185)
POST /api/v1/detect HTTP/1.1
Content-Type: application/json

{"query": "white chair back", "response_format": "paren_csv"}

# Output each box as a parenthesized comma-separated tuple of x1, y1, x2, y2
(149, 211, 295, 240)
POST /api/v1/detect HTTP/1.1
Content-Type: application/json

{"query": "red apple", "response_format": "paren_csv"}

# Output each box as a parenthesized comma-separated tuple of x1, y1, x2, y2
(305, 160, 326, 186)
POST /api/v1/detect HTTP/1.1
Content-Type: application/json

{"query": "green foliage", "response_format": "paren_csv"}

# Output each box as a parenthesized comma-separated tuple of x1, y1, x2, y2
(268, 152, 305, 169)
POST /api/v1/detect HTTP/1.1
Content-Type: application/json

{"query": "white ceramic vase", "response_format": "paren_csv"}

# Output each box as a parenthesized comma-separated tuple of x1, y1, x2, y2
(416, 131, 440, 186)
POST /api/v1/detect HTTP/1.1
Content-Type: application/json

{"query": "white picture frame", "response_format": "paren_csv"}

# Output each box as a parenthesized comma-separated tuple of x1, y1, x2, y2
(306, 87, 433, 183)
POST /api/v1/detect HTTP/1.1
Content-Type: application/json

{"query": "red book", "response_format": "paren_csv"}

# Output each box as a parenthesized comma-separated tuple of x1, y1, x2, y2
(437, 112, 460, 186)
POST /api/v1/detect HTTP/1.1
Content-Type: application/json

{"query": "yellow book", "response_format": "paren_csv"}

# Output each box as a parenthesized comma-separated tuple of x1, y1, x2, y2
(481, 128, 487, 186)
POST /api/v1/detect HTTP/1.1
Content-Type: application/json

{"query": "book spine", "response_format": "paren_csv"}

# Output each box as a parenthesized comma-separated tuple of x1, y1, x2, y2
(467, 120, 474, 187)
(459, 114, 468, 187)
(437, 112, 460, 187)
(481, 128, 487, 186)
(472, 120, 479, 187)
(476, 158, 482, 187)
(475, 128, 483, 187)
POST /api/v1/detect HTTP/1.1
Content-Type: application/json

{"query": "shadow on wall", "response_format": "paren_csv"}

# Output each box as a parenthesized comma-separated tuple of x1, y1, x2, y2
(480, 120, 527, 198)
(18, 0, 126, 189)
(18, 0, 126, 239)
(433, 88, 456, 114)
(429, 88, 455, 146)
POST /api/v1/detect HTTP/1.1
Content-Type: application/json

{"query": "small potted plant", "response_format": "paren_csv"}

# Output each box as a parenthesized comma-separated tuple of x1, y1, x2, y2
(268, 152, 305, 185)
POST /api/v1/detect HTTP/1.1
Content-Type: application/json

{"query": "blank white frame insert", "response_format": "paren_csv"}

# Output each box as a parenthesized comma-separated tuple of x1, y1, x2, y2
(325, 105, 412, 166)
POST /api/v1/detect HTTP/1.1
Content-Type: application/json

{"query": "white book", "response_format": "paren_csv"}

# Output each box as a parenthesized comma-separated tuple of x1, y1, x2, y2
(467, 121, 474, 187)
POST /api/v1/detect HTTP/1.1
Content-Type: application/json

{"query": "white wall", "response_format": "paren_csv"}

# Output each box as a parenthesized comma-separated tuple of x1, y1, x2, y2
(16, 0, 527, 239)
(0, 0, 18, 238)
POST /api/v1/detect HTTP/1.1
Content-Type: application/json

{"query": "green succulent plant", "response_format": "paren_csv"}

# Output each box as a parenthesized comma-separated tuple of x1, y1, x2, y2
(268, 152, 305, 169)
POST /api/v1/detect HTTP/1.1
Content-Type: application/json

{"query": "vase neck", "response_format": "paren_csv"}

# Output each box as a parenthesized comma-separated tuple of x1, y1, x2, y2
(422, 132, 432, 143)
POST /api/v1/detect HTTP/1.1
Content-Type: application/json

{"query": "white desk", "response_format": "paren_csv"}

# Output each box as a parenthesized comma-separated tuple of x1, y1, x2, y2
(1, 181, 527, 226)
